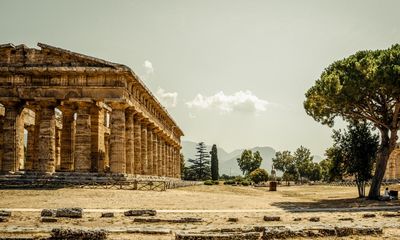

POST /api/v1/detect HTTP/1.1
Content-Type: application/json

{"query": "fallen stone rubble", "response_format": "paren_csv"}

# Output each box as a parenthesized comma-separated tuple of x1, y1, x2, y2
(134, 217, 202, 223)
(41, 208, 83, 218)
(49, 228, 107, 240)
(124, 209, 156, 216)
(175, 226, 383, 240)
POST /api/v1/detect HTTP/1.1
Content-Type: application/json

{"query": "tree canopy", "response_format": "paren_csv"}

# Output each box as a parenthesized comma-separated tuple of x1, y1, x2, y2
(304, 44, 400, 199)
(237, 150, 262, 175)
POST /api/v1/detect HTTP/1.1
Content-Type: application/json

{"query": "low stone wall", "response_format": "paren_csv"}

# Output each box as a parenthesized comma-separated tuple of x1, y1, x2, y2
(0, 172, 200, 190)
(176, 226, 383, 240)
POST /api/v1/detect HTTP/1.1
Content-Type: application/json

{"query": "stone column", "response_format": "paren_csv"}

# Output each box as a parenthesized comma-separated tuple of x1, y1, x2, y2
(32, 106, 41, 171)
(103, 132, 110, 171)
(133, 114, 142, 175)
(157, 135, 163, 176)
(162, 139, 167, 176)
(24, 125, 35, 170)
(1, 101, 23, 172)
(147, 125, 154, 175)
(16, 113, 24, 170)
(91, 104, 105, 173)
(125, 108, 135, 174)
(74, 102, 92, 172)
(37, 101, 57, 173)
(0, 116, 4, 171)
(153, 130, 159, 176)
(55, 127, 62, 170)
(166, 143, 170, 177)
(109, 103, 127, 173)
(140, 119, 148, 175)
(60, 106, 74, 171)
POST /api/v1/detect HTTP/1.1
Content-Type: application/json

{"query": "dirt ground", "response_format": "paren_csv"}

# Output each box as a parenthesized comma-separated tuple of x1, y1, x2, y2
(0, 184, 399, 239)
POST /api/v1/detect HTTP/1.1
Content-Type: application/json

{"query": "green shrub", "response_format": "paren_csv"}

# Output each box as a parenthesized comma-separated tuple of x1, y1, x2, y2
(249, 168, 269, 184)
(241, 180, 250, 186)
(212, 180, 219, 185)
(224, 180, 235, 185)
(204, 180, 213, 185)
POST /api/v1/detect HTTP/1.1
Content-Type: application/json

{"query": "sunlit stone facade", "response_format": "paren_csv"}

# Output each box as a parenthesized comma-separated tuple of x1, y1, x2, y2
(0, 43, 183, 178)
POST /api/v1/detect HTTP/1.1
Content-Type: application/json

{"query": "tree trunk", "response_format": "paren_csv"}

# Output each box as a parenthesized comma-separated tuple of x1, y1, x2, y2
(368, 129, 397, 199)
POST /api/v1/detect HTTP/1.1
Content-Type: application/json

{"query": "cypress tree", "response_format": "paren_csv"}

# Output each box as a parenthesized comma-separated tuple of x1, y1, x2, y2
(210, 144, 219, 180)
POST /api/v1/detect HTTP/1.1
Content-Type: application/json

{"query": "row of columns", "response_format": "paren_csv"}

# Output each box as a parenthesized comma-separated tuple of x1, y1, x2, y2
(0, 100, 181, 178)
(111, 105, 181, 178)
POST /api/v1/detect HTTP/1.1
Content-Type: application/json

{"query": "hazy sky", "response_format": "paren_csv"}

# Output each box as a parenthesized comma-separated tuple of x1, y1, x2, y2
(1, 0, 399, 156)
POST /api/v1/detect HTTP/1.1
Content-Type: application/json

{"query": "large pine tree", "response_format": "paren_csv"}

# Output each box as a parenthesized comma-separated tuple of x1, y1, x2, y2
(188, 142, 211, 180)
(210, 144, 219, 180)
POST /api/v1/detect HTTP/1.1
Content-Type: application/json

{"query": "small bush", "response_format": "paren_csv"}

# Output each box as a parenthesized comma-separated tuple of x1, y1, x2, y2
(241, 180, 250, 186)
(224, 180, 235, 185)
(204, 180, 213, 185)
(249, 168, 269, 184)
(212, 180, 219, 185)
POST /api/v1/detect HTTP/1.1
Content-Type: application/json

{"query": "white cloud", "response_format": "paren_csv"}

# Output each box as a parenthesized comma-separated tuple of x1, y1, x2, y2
(186, 90, 269, 114)
(157, 88, 178, 107)
(143, 60, 154, 74)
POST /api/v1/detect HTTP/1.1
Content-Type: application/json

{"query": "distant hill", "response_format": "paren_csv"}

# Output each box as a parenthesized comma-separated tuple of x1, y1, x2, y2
(181, 141, 275, 176)
(182, 140, 324, 176)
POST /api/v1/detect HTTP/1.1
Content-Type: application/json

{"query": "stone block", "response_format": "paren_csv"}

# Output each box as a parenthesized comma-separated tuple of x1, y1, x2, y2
(41, 217, 58, 223)
(0, 210, 11, 217)
(101, 212, 114, 218)
(41, 209, 56, 217)
(55, 208, 83, 218)
(263, 216, 280, 221)
(309, 217, 320, 222)
(124, 209, 156, 217)
(50, 228, 107, 240)
(227, 217, 238, 222)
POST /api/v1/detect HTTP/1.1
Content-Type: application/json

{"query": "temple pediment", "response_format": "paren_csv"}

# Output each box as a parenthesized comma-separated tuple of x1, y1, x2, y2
(0, 43, 124, 69)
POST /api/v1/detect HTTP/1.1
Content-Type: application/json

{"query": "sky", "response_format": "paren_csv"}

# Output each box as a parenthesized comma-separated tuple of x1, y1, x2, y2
(1, 0, 399, 156)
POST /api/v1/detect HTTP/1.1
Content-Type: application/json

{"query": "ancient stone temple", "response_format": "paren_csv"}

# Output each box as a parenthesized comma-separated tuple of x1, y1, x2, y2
(384, 143, 400, 180)
(0, 43, 183, 178)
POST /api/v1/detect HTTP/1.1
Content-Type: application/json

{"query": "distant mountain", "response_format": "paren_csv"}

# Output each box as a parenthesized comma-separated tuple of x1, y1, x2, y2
(182, 140, 324, 176)
(181, 141, 276, 176)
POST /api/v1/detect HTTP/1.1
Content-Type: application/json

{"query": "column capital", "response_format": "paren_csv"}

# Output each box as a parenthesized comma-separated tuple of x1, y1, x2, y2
(107, 101, 129, 110)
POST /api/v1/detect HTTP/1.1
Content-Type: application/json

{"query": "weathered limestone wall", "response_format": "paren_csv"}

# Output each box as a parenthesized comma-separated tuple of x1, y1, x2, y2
(0, 43, 183, 177)
(74, 102, 92, 172)
(109, 106, 126, 173)
(125, 110, 135, 174)
(90, 105, 105, 173)
(0, 115, 3, 171)
(385, 146, 400, 180)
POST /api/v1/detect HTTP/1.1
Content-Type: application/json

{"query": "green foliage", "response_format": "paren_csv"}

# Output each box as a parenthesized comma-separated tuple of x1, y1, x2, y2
(188, 142, 211, 181)
(273, 146, 322, 183)
(220, 174, 235, 180)
(249, 168, 269, 184)
(324, 147, 345, 182)
(330, 122, 379, 197)
(210, 144, 219, 181)
(319, 158, 333, 182)
(237, 150, 263, 175)
(293, 146, 314, 183)
(223, 180, 236, 185)
(303, 44, 400, 198)
(204, 180, 214, 185)
(241, 180, 250, 186)
(272, 151, 293, 172)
